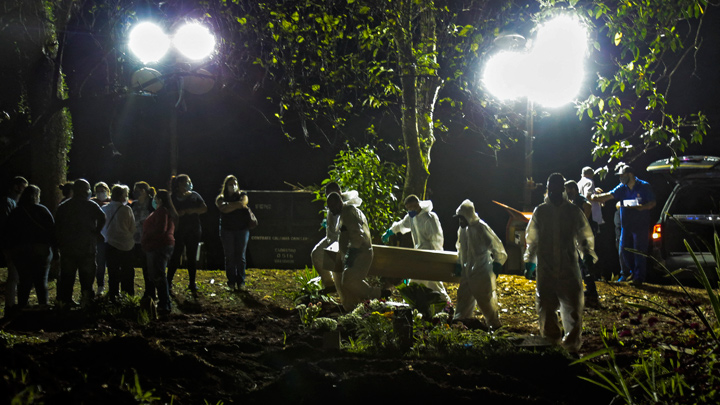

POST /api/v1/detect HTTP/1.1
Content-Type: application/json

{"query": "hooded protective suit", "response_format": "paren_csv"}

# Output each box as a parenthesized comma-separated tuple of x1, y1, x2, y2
(524, 196, 597, 352)
(453, 200, 507, 328)
(311, 191, 362, 289)
(334, 202, 381, 309)
(389, 200, 450, 302)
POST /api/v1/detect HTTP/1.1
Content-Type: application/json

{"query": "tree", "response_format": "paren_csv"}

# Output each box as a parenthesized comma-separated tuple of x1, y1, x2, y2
(0, 0, 76, 210)
(542, 0, 711, 171)
(223, 0, 527, 201)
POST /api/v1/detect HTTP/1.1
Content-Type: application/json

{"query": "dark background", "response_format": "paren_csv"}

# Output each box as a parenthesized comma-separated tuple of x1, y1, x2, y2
(2, 8, 719, 271)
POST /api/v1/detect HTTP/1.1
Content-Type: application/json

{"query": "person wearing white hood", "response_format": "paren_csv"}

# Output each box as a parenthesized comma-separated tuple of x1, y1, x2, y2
(311, 182, 363, 296)
(524, 173, 597, 353)
(452, 199, 507, 329)
(383, 195, 451, 302)
(328, 192, 388, 310)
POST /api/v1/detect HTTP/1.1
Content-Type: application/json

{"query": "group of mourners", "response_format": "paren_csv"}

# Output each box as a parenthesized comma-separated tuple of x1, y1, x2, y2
(1, 173, 256, 318)
(312, 163, 655, 353)
(2, 162, 654, 352)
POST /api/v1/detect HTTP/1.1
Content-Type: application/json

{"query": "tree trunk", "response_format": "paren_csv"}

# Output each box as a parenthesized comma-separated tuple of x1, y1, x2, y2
(17, 0, 74, 211)
(395, 1, 442, 201)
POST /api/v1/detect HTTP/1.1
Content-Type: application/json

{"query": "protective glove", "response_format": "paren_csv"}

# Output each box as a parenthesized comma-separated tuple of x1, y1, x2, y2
(492, 262, 503, 277)
(381, 229, 394, 244)
(582, 254, 594, 269)
(320, 218, 327, 229)
(453, 263, 462, 277)
(524, 262, 537, 280)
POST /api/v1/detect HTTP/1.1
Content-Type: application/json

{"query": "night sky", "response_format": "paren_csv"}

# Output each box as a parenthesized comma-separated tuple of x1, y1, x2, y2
(4, 7, 720, 267)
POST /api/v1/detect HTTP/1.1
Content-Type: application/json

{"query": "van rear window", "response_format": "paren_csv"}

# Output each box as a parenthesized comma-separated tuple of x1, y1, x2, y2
(671, 185, 720, 215)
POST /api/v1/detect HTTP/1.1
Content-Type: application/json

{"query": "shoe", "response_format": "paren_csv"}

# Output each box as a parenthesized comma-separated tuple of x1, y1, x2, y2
(631, 279, 644, 287)
(584, 294, 600, 309)
(616, 275, 631, 282)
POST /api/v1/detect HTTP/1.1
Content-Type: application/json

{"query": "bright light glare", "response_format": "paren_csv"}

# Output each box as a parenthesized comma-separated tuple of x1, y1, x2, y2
(483, 15, 588, 108)
(483, 51, 532, 101)
(173, 23, 216, 61)
(128, 22, 170, 64)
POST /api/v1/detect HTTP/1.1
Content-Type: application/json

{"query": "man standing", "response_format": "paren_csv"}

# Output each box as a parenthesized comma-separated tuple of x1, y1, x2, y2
(453, 199, 507, 329)
(310, 182, 362, 295)
(525, 173, 596, 353)
(565, 180, 599, 308)
(578, 167, 604, 232)
(328, 192, 386, 310)
(55, 179, 106, 307)
(1, 176, 28, 313)
(590, 164, 656, 285)
(383, 195, 451, 302)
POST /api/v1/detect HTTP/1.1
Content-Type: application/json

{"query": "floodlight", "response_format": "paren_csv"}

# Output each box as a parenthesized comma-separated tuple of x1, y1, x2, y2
(128, 22, 171, 64)
(173, 23, 216, 61)
(483, 51, 532, 101)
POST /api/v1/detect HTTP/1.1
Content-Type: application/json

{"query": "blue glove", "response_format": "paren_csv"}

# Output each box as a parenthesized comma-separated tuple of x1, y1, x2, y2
(492, 262, 503, 277)
(320, 218, 327, 229)
(524, 262, 537, 280)
(381, 229, 394, 244)
(453, 263, 462, 277)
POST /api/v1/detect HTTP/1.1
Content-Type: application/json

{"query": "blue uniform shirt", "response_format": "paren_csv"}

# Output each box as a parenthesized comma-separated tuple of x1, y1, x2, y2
(610, 178, 655, 231)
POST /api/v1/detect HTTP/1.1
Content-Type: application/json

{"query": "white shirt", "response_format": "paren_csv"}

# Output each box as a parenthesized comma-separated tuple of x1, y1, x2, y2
(101, 201, 136, 251)
(578, 176, 604, 225)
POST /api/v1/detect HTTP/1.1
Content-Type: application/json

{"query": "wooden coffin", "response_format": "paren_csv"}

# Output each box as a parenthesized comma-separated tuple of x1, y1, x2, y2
(324, 243, 460, 283)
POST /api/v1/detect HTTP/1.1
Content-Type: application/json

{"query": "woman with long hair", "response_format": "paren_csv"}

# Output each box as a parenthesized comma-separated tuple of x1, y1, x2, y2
(142, 190, 178, 316)
(6, 185, 55, 307)
(132, 181, 156, 300)
(101, 184, 136, 299)
(166, 174, 207, 293)
(215, 175, 252, 290)
(92, 181, 111, 295)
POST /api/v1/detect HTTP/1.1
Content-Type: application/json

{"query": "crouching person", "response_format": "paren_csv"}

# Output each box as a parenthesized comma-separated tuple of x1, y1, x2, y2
(327, 192, 387, 310)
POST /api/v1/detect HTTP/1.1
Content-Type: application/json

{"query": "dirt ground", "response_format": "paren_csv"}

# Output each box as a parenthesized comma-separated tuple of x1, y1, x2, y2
(0, 267, 712, 404)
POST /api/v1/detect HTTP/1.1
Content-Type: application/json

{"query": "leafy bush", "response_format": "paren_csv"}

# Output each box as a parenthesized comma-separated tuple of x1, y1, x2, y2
(574, 234, 720, 403)
(315, 145, 405, 240)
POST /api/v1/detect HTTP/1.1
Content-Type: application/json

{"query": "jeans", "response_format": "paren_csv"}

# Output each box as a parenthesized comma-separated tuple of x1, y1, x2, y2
(95, 241, 107, 289)
(220, 228, 250, 286)
(147, 246, 174, 311)
(105, 243, 135, 297)
(620, 227, 650, 282)
(58, 250, 97, 304)
(13, 244, 53, 306)
(167, 229, 201, 288)
(135, 244, 155, 299)
(2, 248, 18, 309)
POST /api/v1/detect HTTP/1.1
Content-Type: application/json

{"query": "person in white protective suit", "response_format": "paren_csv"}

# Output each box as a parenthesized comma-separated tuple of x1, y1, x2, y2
(328, 192, 388, 310)
(452, 199, 507, 329)
(382, 195, 451, 302)
(524, 173, 597, 353)
(310, 182, 363, 295)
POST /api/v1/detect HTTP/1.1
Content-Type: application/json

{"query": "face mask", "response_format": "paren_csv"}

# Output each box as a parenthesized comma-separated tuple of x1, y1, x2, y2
(408, 210, 418, 218)
(548, 190, 566, 205)
(152, 198, 158, 210)
(96, 192, 107, 201)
